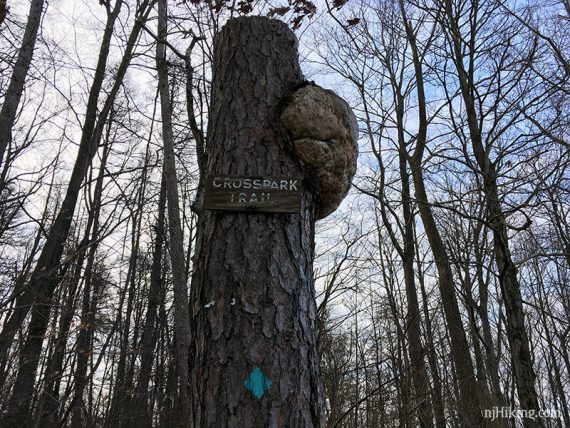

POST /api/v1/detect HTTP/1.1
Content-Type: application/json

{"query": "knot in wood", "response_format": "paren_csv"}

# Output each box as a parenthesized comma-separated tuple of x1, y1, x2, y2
(281, 84, 358, 219)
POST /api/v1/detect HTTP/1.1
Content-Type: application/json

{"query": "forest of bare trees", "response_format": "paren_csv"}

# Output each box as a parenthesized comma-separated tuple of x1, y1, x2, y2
(0, 0, 568, 426)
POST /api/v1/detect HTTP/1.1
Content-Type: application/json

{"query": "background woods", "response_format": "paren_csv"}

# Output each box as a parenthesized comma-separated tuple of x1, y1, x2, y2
(0, 0, 568, 426)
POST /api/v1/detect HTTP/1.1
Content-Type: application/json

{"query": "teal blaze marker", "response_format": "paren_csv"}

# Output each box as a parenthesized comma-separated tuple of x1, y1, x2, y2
(244, 367, 272, 399)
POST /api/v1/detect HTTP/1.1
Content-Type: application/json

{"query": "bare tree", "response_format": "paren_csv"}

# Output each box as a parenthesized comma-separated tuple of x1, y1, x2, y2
(1, 0, 156, 421)
(0, 0, 44, 173)
(155, 0, 191, 423)
(432, 0, 544, 421)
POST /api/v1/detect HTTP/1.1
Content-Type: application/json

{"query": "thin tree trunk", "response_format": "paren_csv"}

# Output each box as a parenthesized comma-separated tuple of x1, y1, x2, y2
(455, 261, 494, 407)
(159, 347, 179, 428)
(441, 1, 541, 422)
(0, 0, 44, 173)
(396, 0, 485, 422)
(416, 256, 446, 428)
(487, 176, 541, 425)
(370, 64, 434, 424)
(156, 290, 174, 428)
(535, 266, 570, 426)
(37, 121, 112, 428)
(410, 161, 484, 425)
(0, 0, 6, 26)
(397, 97, 433, 428)
(185, 40, 207, 208)
(189, 16, 323, 427)
(400, 0, 484, 420)
(0, 0, 124, 411)
(107, 184, 145, 426)
(379, 243, 412, 427)
(474, 227, 504, 406)
(35, 259, 82, 426)
(0, 153, 59, 386)
(128, 173, 167, 427)
(69, 143, 114, 427)
(156, 1, 192, 424)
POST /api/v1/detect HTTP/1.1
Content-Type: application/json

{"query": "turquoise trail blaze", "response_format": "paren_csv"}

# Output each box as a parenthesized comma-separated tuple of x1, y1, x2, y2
(244, 367, 272, 399)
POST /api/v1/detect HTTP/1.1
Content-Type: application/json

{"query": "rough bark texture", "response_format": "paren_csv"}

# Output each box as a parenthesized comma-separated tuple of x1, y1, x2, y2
(189, 17, 325, 427)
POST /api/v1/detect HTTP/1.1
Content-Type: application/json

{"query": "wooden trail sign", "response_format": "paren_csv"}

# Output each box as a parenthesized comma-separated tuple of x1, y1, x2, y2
(203, 175, 303, 213)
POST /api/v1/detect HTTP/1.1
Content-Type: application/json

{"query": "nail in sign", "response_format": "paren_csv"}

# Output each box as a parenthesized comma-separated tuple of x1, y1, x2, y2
(203, 175, 303, 213)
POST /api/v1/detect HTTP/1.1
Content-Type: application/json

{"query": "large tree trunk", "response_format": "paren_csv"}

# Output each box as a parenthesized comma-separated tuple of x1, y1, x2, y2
(189, 16, 324, 427)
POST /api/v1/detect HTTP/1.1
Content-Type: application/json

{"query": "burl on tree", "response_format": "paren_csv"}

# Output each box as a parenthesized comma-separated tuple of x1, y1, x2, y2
(281, 84, 358, 219)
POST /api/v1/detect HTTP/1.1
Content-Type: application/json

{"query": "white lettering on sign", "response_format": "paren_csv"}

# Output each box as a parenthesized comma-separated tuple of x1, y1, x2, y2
(204, 175, 302, 213)
(212, 177, 298, 191)
(230, 192, 271, 204)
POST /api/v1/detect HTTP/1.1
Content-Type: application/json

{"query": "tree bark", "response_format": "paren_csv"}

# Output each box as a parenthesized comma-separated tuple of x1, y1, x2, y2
(0, 0, 44, 174)
(189, 16, 323, 427)
(0, 0, 7, 26)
